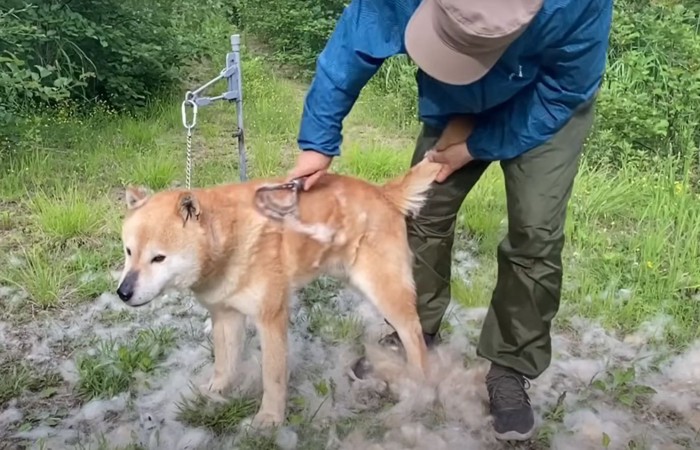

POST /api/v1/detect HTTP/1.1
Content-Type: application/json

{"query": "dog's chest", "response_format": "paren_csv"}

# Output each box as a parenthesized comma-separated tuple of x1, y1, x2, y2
(195, 281, 265, 317)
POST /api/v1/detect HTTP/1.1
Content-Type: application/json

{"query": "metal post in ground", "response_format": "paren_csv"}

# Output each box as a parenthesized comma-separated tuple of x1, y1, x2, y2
(181, 33, 248, 186)
(229, 34, 247, 182)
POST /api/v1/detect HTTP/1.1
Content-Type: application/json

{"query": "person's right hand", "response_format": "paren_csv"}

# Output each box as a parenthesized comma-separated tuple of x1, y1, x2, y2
(287, 150, 333, 191)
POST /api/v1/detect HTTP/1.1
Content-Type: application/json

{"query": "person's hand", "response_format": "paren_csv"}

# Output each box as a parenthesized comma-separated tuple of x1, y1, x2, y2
(426, 142, 474, 183)
(287, 150, 333, 190)
(425, 115, 476, 183)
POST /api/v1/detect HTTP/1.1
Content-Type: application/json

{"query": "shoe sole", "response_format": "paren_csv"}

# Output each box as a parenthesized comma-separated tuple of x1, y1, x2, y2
(494, 428, 535, 442)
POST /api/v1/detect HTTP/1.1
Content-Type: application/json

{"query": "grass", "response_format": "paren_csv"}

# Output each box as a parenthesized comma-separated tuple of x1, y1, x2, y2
(297, 277, 365, 346)
(176, 391, 260, 435)
(1, 246, 75, 309)
(75, 327, 177, 399)
(175, 382, 386, 449)
(27, 183, 108, 242)
(0, 360, 63, 407)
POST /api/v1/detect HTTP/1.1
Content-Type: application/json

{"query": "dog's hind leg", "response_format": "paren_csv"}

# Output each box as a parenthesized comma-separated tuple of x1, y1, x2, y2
(350, 245, 428, 379)
(203, 308, 246, 394)
(251, 289, 289, 428)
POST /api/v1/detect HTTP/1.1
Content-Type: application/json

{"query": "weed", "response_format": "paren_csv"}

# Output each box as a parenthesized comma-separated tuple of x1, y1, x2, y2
(117, 147, 180, 190)
(75, 327, 177, 399)
(536, 391, 568, 448)
(27, 184, 107, 242)
(296, 277, 364, 345)
(0, 210, 12, 230)
(0, 359, 63, 407)
(1, 246, 74, 309)
(590, 366, 657, 409)
(175, 389, 259, 435)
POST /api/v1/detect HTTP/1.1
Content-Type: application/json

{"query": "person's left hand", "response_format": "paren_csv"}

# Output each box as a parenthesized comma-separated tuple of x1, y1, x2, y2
(425, 142, 474, 183)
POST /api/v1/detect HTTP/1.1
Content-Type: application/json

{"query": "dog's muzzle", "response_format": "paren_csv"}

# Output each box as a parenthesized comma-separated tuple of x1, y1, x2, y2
(117, 270, 138, 302)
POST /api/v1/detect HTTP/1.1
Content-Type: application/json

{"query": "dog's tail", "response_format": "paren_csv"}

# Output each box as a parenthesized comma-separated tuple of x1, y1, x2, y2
(380, 158, 442, 217)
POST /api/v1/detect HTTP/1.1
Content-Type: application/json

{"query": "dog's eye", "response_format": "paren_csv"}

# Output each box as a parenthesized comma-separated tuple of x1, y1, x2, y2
(151, 255, 166, 263)
(126, 248, 131, 256)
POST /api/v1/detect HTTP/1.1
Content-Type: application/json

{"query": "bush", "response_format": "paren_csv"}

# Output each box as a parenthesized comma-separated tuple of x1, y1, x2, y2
(236, 0, 348, 75)
(589, 0, 700, 168)
(0, 0, 231, 122)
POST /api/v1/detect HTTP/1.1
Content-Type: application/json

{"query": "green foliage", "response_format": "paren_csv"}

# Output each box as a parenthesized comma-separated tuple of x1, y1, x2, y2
(590, 0, 700, 167)
(0, 0, 231, 127)
(0, 359, 62, 406)
(75, 327, 177, 399)
(175, 392, 259, 435)
(590, 366, 657, 408)
(236, 0, 348, 74)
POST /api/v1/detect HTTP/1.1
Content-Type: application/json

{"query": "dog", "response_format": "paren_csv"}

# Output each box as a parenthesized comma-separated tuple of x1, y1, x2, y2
(116, 157, 443, 428)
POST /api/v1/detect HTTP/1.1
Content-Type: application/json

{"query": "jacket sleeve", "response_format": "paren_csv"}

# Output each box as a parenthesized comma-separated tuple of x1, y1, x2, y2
(466, 2, 613, 161)
(297, 0, 405, 157)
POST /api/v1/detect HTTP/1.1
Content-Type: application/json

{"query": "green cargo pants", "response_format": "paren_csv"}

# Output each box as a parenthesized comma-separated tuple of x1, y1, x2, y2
(407, 97, 596, 380)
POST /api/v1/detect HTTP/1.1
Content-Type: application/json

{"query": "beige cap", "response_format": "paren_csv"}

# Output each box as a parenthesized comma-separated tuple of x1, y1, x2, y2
(405, 0, 544, 85)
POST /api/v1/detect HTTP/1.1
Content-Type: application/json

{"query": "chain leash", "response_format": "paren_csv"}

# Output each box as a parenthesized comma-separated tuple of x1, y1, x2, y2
(181, 92, 198, 190)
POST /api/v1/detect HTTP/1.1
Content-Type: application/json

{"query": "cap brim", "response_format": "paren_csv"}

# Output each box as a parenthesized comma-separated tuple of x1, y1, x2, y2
(405, 0, 503, 86)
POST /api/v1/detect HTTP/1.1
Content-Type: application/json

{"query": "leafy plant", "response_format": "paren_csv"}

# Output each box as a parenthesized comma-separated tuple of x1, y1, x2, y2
(75, 327, 177, 399)
(591, 366, 657, 408)
(0, 0, 231, 130)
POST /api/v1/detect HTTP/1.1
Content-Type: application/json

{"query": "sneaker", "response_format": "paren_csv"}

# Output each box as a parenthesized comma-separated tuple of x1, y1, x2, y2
(485, 363, 536, 441)
(349, 331, 440, 380)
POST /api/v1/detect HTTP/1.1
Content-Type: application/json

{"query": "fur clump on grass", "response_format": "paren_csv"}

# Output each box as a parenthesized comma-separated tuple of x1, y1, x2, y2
(297, 277, 364, 345)
(0, 359, 63, 406)
(75, 327, 176, 400)
(175, 390, 260, 435)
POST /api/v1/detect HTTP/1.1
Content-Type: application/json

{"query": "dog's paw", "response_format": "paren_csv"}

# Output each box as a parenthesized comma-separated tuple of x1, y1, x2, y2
(251, 411, 284, 429)
(198, 376, 230, 397)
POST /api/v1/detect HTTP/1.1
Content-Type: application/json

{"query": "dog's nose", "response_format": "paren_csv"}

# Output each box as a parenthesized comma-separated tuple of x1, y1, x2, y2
(116, 270, 138, 302)
(116, 285, 133, 302)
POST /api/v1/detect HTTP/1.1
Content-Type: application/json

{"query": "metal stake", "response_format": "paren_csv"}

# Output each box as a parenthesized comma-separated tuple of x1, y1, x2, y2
(181, 34, 248, 187)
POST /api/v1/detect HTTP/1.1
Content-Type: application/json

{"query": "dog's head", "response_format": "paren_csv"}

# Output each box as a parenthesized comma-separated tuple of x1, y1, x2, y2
(116, 186, 205, 307)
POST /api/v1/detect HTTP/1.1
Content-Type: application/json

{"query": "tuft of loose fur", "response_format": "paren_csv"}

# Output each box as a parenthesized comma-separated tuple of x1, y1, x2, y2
(380, 159, 443, 217)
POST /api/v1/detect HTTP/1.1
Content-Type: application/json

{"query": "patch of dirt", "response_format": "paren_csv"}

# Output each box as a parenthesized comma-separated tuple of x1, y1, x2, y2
(0, 255, 698, 450)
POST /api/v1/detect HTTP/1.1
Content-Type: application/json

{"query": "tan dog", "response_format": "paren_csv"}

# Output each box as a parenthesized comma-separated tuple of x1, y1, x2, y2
(116, 158, 442, 428)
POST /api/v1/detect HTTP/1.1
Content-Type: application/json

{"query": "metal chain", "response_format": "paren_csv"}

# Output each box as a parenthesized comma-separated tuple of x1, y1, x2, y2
(185, 127, 193, 189)
(181, 93, 198, 190)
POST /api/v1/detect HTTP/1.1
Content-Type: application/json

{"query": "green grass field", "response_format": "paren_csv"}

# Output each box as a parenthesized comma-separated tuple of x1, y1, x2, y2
(1, 39, 700, 449)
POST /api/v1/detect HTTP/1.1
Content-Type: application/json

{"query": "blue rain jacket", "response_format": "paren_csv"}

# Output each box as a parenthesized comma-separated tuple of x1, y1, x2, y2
(297, 0, 613, 160)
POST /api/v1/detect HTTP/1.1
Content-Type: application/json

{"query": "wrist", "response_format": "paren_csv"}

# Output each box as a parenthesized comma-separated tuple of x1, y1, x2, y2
(301, 147, 337, 159)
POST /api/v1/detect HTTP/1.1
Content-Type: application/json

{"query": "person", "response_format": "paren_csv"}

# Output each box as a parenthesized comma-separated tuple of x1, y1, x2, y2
(287, 0, 614, 441)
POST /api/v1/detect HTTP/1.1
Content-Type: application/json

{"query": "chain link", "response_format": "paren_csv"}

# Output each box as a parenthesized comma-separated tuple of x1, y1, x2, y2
(185, 127, 193, 190)
(181, 93, 198, 190)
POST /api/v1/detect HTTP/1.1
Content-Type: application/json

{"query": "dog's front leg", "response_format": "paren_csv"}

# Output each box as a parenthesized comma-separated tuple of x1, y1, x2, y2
(202, 308, 245, 395)
(251, 303, 288, 428)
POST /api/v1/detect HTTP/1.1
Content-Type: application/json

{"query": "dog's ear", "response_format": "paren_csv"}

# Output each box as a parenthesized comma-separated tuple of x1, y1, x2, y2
(177, 191, 201, 224)
(125, 186, 151, 210)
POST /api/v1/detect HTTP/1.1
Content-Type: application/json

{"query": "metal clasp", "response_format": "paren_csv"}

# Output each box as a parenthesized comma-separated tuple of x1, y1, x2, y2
(181, 91, 198, 130)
